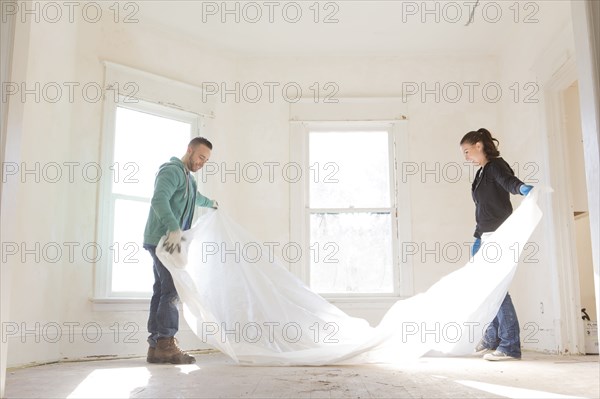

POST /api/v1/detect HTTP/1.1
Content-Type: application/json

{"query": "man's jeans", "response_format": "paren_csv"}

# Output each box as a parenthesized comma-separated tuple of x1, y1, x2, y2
(472, 237, 522, 358)
(145, 244, 179, 348)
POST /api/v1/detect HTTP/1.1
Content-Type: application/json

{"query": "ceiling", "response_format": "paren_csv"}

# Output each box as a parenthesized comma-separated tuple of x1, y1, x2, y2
(135, 1, 573, 57)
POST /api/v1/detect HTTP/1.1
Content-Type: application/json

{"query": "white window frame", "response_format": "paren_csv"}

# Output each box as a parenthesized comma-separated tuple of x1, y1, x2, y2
(96, 99, 201, 299)
(290, 112, 413, 305)
(92, 62, 214, 309)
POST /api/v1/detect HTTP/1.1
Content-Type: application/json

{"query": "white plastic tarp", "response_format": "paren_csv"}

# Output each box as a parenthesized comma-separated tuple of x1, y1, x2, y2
(157, 188, 545, 365)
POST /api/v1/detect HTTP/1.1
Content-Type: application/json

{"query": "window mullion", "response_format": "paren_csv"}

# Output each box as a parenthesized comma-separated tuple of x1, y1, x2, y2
(309, 208, 392, 214)
(112, 193, 151, 203)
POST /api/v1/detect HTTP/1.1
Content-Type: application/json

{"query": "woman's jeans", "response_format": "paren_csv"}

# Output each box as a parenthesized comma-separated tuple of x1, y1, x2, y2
(145, 244, 179, 348)
(472, 237, 522, 358)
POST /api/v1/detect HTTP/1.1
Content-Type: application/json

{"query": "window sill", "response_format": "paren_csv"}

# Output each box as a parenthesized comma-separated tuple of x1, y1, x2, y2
(90, 297, 152, 312)
(91, 296, 403, 312)
(326, 296, 402, 310)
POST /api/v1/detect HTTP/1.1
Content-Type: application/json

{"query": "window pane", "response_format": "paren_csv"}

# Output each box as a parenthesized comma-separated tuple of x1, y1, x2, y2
(309, 131, 391, 208)
(111, 198, 152, 293)
(310, 212, 393, 294)
(113, 107, 192, 198)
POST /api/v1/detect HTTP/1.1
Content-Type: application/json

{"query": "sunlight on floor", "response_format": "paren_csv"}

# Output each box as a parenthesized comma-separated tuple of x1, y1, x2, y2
(455, 379, 588, 399)
(66, 367, 151, 398)
(175, 364, 201, 375)
(64, 364, 202, 398)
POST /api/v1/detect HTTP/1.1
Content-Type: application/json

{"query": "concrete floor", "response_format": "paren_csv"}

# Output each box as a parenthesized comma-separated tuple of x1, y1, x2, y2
(4, 351, 599, 398)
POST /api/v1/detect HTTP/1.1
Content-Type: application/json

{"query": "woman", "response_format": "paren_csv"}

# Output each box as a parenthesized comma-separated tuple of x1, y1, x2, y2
(460, 128, 533, 361)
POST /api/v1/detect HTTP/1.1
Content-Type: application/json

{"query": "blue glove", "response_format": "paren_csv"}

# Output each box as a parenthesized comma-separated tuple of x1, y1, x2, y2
(471, 238, 481, 257)
(519, 184, 533, 196)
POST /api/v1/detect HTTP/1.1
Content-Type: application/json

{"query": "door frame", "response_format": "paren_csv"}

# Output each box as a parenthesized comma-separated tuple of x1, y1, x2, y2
(541, 58, 587, 354)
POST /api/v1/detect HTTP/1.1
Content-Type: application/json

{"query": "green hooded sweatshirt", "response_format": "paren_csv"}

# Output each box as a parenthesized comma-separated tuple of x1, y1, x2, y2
(143, 157, 214, 246)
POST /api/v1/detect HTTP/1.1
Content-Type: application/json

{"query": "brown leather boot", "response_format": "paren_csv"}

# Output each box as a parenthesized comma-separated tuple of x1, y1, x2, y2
(154, 337, 196, 364)
(147, 346, 158, 363)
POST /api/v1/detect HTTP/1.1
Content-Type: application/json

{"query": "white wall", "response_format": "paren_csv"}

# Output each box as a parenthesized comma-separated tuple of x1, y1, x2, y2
(1, 8, 25, 398)
(4, 12, 79, 366)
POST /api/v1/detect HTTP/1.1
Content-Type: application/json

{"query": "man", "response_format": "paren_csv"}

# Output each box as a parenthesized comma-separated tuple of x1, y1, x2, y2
(143, 137, 218, 364)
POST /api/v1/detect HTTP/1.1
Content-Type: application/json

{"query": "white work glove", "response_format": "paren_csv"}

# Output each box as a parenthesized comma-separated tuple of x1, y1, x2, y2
(163, 229, 185, 254)
(212, 200, 219, 209)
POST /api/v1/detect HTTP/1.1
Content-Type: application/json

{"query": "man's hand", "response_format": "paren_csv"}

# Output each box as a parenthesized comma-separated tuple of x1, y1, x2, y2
(519, 184, 534, 196)
(163, 229, 185, 254)
(212, 200, 219, 209)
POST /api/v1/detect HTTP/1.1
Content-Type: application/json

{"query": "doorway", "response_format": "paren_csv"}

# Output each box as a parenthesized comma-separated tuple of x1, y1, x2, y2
(543, 57, 597, 355)
(563, 82, 597, 353)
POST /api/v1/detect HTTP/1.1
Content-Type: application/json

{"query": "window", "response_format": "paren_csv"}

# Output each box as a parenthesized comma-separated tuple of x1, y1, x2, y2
(290, 118, 412, 300)
(94, 62, 214, 306)
(97, 100, 201, 298)
(111, 104, 198, 294)
(309, 129, 395, 294)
